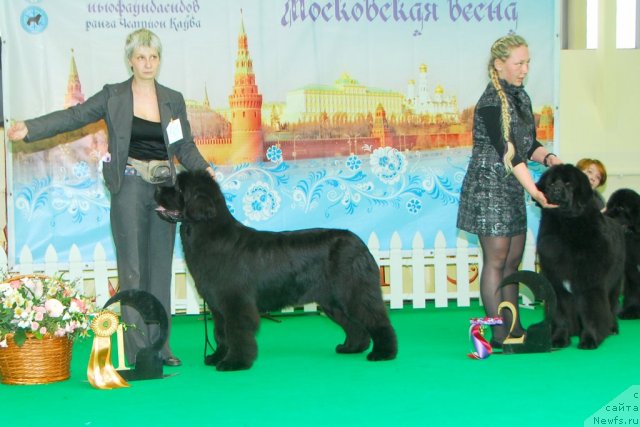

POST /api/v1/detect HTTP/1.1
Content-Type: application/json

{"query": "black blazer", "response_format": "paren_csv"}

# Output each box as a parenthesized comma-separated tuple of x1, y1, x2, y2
(24, 77, 209, 194)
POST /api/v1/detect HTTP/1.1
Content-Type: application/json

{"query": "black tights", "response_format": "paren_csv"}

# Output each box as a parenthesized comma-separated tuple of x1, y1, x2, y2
(479, 234, 526, 342)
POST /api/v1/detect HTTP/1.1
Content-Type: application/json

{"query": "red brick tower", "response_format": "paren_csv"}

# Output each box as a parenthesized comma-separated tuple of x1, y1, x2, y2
(228, 13, 263, 164)
(372, 103, 394, 147)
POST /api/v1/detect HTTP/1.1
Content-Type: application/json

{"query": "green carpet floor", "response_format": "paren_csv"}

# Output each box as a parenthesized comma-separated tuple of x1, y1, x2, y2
(1, 304, 638, 426)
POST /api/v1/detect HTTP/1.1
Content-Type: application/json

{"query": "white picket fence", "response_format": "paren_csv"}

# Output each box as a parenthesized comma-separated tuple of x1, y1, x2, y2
(0, 229, 538, 314)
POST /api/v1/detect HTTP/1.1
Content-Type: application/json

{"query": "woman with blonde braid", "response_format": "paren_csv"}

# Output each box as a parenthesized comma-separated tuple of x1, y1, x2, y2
(457, 34, 562, 347)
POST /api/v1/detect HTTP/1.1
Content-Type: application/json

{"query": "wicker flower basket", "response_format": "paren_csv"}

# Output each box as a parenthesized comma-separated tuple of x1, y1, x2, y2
(0, 273, 92, 385)
(0, 334, 73, 385)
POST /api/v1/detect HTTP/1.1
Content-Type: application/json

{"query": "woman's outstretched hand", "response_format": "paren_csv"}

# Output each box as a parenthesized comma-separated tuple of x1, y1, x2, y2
(7, 121, 28, 141)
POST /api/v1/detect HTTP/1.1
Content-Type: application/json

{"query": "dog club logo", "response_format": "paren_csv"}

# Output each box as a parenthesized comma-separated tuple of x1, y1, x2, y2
(21, 6, 48, 34)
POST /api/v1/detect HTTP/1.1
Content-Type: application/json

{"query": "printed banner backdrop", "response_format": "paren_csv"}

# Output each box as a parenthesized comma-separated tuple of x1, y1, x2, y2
(0, 0, 557, 266)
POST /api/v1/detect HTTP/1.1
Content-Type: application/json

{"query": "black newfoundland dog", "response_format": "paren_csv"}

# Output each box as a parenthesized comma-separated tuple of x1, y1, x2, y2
(536, 164, 625, 349)
(606, 188, 640, 319)
(155, 171, 397, 371)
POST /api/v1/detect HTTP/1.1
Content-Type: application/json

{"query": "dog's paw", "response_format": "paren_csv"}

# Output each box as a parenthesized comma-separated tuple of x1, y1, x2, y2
(336, 342, 369, 354)
(551, 336, 571, 348)
(619, 307, 640, 319)
(366, 350, 396, 361)
(611, 322, 620, 335)
(204, 353, 221, 366)
(578, 334, 600, 350)
(216, 359, 253, 371)
(204, 348, 228, 366)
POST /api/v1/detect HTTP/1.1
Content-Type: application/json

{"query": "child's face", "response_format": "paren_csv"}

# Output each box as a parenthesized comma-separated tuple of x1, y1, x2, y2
(582, 164, 603, 189)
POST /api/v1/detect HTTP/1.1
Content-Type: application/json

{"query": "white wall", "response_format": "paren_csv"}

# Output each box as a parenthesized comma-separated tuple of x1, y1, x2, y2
(559, 0, 640, 198)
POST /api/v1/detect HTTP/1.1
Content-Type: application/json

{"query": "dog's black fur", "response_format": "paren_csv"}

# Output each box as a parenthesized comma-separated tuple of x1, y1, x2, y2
(155, 171, 397, 371)
(536, 164, 625, 349)
(606, 188, 640, 319)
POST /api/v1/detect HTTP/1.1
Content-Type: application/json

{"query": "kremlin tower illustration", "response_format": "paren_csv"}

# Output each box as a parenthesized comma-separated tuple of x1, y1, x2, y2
(12, 10, 556, 172)
(13, 49, 108, 185)
(227, 14, 264, 164)
(65, 49, 85, 107)
(187, 12, 550, 164)
(191, 13, 264, 165)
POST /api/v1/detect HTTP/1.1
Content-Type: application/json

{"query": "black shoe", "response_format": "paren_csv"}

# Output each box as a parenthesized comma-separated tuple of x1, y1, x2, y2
(163, 356, 182, 367)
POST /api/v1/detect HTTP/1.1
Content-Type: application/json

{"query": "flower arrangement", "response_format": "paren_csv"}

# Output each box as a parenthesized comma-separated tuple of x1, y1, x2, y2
(0, 274, 94, 348)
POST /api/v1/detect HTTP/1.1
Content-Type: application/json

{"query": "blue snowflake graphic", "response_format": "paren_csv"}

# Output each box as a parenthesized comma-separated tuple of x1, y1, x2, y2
(266, 145, 283, 163)
(407, 198, 422, 214)
(346, 154, 362, 171)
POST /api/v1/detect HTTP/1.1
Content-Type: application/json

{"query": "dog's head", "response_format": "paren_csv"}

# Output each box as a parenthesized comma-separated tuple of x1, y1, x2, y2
(536, 164, 595, 217)
(155, 170, 219, 223)
(605, 188, 640, 233)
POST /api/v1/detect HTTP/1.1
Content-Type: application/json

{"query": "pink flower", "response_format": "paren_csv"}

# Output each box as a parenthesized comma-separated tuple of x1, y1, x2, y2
(65, 320, 79, 334)
(44, 299, 64, 318)
(69, 298, 86, 313)
(1, 275, 94, 342)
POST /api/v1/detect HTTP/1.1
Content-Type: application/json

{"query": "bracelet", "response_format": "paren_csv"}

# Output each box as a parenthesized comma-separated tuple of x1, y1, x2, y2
(543, 153, 557, 167)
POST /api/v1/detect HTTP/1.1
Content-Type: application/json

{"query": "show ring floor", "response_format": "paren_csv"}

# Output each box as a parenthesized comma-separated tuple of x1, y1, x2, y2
(1, 303, 637, 427)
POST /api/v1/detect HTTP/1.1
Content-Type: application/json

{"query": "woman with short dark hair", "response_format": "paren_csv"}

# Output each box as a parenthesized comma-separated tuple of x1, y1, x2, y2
(7, 28, 214, 367)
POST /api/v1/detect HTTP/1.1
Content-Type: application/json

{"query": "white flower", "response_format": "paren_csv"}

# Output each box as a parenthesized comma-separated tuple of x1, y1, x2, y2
(44, 299, 65, 318)
(33, 282, 44, 299)
(1, 275, 94, 343)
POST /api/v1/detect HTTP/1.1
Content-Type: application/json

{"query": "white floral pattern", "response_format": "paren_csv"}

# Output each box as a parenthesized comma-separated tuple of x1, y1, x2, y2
(11, 148, 550, 262)
(242, 181, 282, 221)
(370, 147, 407, 184)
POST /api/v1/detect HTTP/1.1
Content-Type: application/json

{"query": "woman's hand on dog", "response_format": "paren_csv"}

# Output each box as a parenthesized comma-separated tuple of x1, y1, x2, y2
(205, 166, 216, 180)
(532, 190, 558, 209)
(512, 163, 559, 209)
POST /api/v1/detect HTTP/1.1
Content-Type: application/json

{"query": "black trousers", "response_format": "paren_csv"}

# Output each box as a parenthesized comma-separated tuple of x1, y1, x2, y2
(110, 174, 176, 364)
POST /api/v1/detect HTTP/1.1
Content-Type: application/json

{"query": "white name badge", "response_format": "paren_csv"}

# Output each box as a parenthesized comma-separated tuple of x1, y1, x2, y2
(167, 119, 183, 144)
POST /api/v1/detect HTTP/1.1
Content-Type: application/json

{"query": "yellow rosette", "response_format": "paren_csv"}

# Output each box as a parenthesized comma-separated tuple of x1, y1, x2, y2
(87, 311, 130, 389)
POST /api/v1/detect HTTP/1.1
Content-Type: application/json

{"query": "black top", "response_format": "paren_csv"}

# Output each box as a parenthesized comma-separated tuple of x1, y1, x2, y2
(129, 116, 168, 160)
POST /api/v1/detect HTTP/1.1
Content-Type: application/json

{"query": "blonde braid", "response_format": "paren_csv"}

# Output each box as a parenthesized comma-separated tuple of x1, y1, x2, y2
(487, 34, 528, 174)
(490, 68, 515, 172)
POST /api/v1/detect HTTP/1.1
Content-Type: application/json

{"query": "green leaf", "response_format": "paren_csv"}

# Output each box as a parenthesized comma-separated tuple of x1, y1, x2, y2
(14, 329, 27, 347)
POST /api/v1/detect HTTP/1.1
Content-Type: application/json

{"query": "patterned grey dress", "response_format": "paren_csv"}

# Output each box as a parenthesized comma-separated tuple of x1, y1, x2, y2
(456, 80, 541, 237)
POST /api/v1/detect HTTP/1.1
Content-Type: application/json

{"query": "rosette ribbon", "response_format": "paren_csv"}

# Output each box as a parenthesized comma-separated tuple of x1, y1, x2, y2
(467, 316, 503, 360)
(87, 311, 130, 389)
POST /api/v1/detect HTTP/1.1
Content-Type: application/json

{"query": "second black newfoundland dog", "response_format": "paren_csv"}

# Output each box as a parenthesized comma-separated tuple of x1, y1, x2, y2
(155, 171, 397, 371)
(536, 164, 625, 349)
(606, 188, 640, 319)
